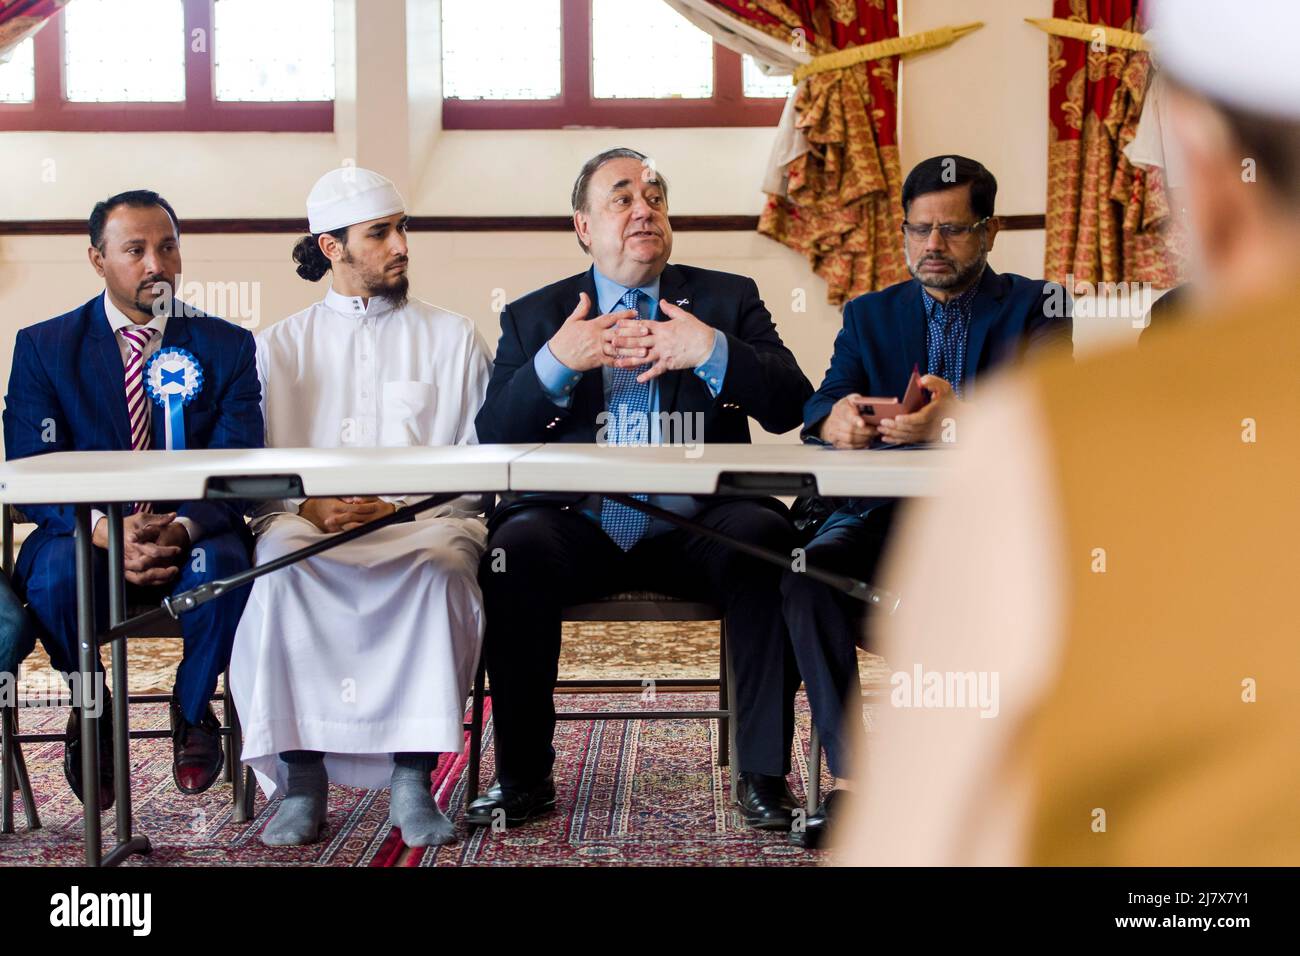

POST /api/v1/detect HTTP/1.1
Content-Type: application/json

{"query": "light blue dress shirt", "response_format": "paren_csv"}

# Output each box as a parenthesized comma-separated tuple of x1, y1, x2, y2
(529, 267, 731, 538)
(532, 269, 728, 418)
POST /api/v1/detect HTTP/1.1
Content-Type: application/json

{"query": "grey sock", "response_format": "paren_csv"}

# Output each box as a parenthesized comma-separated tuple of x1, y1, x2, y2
(389, 753, 455, 848)
(261, 753, 328, 847)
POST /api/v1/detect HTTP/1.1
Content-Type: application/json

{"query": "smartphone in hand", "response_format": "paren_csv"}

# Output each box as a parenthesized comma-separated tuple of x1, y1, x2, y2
(854, 364, 932, 425)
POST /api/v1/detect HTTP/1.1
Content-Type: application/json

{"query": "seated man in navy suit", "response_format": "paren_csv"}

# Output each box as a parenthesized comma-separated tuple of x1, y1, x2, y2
(3, 190, 264, 808)
(472, 148, 813, 831)
(781, 156, 1071, 847)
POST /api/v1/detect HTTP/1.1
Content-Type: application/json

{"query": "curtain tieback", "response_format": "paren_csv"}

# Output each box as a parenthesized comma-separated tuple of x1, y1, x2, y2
(1024, 17, 1150, 52)
(791, 21, 983, 85)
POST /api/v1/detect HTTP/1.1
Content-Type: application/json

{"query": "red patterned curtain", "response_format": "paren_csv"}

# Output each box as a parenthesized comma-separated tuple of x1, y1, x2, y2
(1044, 0, 1186, 288)
(691, 0, 907, 305)
(0, 0, 69, 61)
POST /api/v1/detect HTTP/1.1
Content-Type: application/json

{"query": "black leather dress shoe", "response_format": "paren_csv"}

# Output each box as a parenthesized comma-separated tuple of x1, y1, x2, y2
(736, 772, 798, 830)
(63, 705, 115, 810)
(170, 694, 224, 795)
(791, 789, 847, 849)
(465, 777, 556, 829)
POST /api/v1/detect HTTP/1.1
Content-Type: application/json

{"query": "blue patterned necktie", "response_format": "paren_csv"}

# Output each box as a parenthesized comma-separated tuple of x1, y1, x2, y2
(599, 289, 653, 551)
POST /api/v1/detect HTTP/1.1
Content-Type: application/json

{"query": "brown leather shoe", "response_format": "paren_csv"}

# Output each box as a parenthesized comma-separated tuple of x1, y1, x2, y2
(63, 705, 115, 810)
(170, 693, 224, 794)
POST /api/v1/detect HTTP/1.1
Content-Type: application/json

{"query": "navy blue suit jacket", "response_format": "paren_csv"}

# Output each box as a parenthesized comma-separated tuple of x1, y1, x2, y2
(3, 295, 264, 568)
(802, 267, 1071, 438)
(476, 263, 812, 445)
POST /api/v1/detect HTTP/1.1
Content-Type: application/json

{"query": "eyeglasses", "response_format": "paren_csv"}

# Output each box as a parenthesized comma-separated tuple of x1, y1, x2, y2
(901, 217, 991, 240)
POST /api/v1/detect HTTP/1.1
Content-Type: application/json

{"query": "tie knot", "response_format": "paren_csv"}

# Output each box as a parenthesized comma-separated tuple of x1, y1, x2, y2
(619, 289, 642, 315)
(120, 326, 157, 352)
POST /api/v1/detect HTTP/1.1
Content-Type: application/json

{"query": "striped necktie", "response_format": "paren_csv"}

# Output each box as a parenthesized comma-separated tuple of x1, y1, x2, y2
(120, 325, 157, 514)
(121, 325, 157, 450)
(599, 289, 652, 551)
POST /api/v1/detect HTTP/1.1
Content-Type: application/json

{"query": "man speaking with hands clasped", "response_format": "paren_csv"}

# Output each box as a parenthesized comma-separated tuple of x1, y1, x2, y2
(474, 147, 813, 832)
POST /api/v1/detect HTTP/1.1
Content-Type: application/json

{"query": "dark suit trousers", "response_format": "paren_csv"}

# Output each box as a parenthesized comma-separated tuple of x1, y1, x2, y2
(779, 503, 898, 778)
(479, 500, 801, 788)
(15, 528, 253, 724)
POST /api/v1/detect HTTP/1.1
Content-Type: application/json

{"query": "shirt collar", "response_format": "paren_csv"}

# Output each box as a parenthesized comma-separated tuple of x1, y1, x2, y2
(921, 267, 984, 319)
(592, 267, 661, 318)
(102, 289, 168, 337)
(323, 284, 398, 318)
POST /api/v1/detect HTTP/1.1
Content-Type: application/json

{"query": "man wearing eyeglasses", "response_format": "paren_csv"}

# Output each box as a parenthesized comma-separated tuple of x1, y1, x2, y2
(782, 155, 1071, 848)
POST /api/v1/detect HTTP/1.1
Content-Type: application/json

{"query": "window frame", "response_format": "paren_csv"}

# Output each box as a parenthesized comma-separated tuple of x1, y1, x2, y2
(0, 0, 333, 132)
(441, 0, 786, 130)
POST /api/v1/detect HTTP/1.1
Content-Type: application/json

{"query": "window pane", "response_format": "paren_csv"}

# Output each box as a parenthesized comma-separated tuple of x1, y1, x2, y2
(65, 0, 185, 102)
(592, 0, 712, 99)
(743, 55, 790, 98)
(215, 0, 334, 101)
(442, 0, 560, 100)
(0, 36, 35, 104)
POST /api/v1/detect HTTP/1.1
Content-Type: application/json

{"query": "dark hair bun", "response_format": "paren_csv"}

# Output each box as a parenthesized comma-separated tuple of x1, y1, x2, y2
(292, 234, 332, 282)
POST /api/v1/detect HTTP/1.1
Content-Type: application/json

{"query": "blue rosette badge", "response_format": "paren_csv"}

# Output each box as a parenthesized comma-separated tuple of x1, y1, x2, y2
(143, 347, 204, 450)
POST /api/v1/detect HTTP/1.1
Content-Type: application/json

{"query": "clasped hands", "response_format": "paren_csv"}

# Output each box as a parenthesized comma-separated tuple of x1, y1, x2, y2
(820, 375, 964, 449)
(299, 496, 397, 534)
(547, 291, 715, 383)
(92, 511, 190, 587)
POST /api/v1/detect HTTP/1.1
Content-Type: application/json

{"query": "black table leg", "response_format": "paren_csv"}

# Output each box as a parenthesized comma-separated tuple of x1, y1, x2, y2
(106, 504, 150, 859)
(61, 490, 466, 864)
(74, 505, 101, 866)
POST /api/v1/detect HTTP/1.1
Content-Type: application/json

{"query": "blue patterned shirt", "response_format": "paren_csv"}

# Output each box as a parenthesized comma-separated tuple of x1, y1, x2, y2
(921, 273, 982, 398)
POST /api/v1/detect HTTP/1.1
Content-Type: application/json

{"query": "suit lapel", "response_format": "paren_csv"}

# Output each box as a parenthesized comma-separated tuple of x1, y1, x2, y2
(656, 264, 693, 414)
(963, 268, 1004, 391)
(160, 306, 192, 351)
(899, 281, 927, 382)
(87, 295, 133, 449)
(571, 269, 606, 431)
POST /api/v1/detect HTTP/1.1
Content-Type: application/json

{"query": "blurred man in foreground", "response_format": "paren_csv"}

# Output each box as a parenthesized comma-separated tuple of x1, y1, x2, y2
(836, 0, 1300, 865)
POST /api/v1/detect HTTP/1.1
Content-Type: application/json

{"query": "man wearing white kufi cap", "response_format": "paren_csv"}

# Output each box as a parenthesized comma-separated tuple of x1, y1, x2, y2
(229, 166, 492, 847)
(834, 0, 1300, 866)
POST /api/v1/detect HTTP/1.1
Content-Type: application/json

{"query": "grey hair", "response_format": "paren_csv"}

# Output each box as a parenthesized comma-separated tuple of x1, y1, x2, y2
(571, 147, 669, 252)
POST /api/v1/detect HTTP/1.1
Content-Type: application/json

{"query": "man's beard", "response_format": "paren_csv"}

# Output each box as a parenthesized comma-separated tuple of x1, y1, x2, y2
(136, 275, 174, 314)
(906, 241, 987, 293)
(368, 272, 409, 310)
(342, 251, 409, 309)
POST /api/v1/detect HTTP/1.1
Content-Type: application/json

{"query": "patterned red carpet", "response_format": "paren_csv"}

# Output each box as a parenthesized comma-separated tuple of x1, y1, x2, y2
(1, 691, 842, 867)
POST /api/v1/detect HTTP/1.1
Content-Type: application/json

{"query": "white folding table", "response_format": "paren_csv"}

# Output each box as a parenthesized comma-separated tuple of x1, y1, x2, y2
(509, 443, 950, 498)
(0, 444, 535, 866)
(0, 440, 950, 865)
(509, 442, 949, 604)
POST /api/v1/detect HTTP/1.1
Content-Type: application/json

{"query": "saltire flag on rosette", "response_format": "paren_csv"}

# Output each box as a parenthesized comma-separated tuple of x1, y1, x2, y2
(144, 346, 204, 450)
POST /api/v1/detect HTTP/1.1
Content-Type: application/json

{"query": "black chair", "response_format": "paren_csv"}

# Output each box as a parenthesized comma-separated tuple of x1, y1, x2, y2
(464, 591, 739, 809)
(0, 505, 254, 835)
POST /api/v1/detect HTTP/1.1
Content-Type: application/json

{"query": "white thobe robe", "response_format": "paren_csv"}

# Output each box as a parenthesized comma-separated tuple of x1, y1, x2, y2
(229, 287, 493, 797)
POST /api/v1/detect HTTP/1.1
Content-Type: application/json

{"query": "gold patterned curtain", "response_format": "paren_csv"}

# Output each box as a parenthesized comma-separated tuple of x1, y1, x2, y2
(1040, 0, 1187, 288)
(666, 0, 908, 306)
